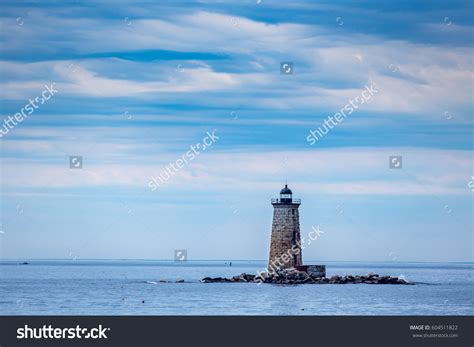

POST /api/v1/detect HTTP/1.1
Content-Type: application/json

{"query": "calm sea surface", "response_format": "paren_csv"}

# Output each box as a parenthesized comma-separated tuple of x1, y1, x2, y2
(0, 260, 472, 315)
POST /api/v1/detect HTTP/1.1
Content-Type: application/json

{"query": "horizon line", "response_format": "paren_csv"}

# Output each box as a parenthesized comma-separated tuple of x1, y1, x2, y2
(1, 258, 472, 264)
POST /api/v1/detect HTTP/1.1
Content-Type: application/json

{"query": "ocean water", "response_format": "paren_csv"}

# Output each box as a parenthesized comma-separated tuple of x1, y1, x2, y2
(0, 260, 472, 315)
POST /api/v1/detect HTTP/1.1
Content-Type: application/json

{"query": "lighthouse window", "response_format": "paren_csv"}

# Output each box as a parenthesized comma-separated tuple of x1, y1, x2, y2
(292, 209, 295, 215)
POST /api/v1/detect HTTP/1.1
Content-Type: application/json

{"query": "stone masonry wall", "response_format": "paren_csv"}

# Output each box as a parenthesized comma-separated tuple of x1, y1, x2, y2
(268, 203, 302, 271)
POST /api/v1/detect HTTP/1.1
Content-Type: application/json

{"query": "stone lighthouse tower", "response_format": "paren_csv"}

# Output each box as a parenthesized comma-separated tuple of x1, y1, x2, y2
(268, 184, 302, 271)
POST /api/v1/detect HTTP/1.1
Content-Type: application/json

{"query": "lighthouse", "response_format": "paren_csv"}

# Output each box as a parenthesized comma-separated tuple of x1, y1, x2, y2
(268, 184, 302, 271)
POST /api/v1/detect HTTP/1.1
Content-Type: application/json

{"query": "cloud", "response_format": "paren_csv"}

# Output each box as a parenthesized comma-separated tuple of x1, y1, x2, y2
(0, 7, 472, 195)
(1, 61, 270, 98)
(1, 146, 471, 196)
(0, 10, 471, 121)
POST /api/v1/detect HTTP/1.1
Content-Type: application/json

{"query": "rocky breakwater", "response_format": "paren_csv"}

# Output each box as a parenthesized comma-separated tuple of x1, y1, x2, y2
(201, 269, 412, 285)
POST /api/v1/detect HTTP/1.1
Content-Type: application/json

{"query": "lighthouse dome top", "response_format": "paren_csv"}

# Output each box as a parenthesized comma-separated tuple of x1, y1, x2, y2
(272, 184, 300, 205)
(280, 184, 292, 195)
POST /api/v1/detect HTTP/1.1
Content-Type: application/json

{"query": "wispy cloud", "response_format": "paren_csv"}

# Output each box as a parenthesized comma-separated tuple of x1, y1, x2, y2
(1, 10, 471, 119)
(2, 147, 471, 197)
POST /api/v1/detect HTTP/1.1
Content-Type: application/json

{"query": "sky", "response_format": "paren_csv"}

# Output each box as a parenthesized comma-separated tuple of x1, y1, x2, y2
(0, 0, 472, 262)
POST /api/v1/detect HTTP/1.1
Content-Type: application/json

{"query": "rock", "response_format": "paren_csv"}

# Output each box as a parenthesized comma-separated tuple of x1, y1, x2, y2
(200, 272, 411, 285)
(244, 274, 255, 281)
(175, 279, 184, 283)
(388, 277, 400, 284)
